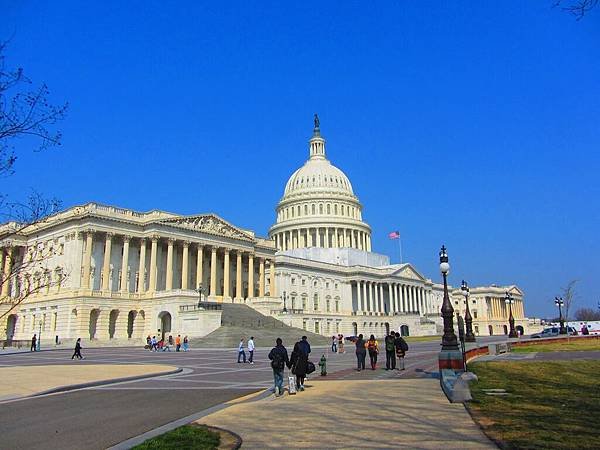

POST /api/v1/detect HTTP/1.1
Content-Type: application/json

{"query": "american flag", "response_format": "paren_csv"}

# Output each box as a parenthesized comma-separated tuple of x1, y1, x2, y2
(388, 231, 400, 239)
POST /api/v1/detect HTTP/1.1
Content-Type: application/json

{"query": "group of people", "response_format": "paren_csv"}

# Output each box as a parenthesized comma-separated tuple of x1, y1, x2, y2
(354, 332, 408, 371)
(146, 334, 189, 352)
(268, 336, 313, 396)
(237, 337, 255, 364)
(331, 334, 345, 353)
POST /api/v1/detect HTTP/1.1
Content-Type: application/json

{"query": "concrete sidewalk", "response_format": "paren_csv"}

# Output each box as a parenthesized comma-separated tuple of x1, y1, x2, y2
(198, 378, 495, 449)
(0, 364, 178, 401)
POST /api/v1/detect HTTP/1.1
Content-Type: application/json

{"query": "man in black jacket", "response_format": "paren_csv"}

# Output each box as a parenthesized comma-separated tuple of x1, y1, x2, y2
(385, 333, 396, 370)
(268, 338, 289, 396)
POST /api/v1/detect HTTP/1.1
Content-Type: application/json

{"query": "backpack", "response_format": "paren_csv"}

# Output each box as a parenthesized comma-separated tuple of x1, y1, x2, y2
(399, 338, 408, 352)
(271, 352, 285, 370)
(385, 337, 395, 352)
(367, 340, 377, 352)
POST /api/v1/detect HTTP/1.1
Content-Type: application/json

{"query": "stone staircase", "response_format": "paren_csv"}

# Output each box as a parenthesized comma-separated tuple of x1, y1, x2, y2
(190, 304, 329, 348)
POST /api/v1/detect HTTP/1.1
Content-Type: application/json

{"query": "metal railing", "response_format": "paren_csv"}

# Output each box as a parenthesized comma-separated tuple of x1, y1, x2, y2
(179, 302, 223, 312)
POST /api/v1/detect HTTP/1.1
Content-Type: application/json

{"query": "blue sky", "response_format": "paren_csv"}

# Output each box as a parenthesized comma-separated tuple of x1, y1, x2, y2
(3, 2, 599, 317)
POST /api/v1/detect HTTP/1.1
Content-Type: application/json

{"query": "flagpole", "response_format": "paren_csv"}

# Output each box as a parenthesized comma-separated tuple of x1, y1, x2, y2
(398, 234, 403, 263)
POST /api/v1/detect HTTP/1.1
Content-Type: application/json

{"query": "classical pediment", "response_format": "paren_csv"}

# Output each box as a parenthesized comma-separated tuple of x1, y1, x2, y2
(160, 214, 253, 241)
(393, 264, 426, 282)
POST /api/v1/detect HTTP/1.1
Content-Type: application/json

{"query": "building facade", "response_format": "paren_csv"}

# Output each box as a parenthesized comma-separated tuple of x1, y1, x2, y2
(1, 116, 532, 343)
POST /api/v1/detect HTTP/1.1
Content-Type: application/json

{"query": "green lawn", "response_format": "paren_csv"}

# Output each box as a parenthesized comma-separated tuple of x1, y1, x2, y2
(468, 360, 600, 449)
(513, 338, 600, 353)
(132, 425, 220, 450)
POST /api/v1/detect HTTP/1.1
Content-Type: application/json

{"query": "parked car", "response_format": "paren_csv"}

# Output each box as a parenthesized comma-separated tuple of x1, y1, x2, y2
(531, 326, 578, 338)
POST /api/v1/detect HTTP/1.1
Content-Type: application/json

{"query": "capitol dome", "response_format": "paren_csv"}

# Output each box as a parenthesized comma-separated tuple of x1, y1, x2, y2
(269, 116, 372, 252)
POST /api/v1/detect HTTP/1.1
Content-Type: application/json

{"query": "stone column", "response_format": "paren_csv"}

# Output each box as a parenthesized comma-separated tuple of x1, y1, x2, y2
(209, 247, 217, 297)
(247, 253, 254, 298)
(165, 238, 175, 291)
(1, 246, 13, 297)
(102, 233, 113, 291)
(307, 229, 313, 247)
(375, 283, 381, 313)
(138, 238, 147, 293)
(120, 236, 130, 294)
(379, 283, 384, 313)
(350, 230, 355, 249)
(369, 282, 375, 312)
(181, 241, 189, 290)
(362, 280, 367, 312)
(196, 244, 204, 289)
(236, 250, 242, 300)
(356, 281, 363, 312)
(82, 231, 93, 289)
(148, 236, 158, 293)
(259, 257, 265, 297)
(316, 228, 321, 247)
(269, 259, 275, 297)
(223, 248, 230, 300)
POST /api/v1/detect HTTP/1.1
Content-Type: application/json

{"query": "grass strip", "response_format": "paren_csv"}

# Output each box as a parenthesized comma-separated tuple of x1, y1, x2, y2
(512, 339, 600, 353)
(469, 360, 600, 449)
(132, 424, 220, 450)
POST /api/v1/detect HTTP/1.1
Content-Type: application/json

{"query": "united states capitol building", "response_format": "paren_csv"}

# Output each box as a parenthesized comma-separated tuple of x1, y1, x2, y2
(0, 117, 531, 344)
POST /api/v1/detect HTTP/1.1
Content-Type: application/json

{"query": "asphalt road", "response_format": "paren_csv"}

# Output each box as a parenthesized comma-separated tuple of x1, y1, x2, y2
(0, 337, 506, 449)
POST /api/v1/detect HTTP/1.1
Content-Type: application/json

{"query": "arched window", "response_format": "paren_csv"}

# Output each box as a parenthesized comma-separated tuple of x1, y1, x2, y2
(304, 204, 308, 215)
(313, 294, 319, 311)
(326, 297, 331, 312)
(334, 204, 338, 215)
(312, 204, 316, 214)
(327, 204, 331, 214)
(319, 204, 323, 214)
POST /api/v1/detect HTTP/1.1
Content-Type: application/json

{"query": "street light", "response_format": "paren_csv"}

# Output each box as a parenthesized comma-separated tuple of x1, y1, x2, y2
(281, 290, 288, 313)
(196, 284, 204, 307)
(555, 296, 566, 334)
(439, 245, 459, 351)
(37, 321, 42, 351)
(461, 280, 476, 342)
(505, 291, 518, 338)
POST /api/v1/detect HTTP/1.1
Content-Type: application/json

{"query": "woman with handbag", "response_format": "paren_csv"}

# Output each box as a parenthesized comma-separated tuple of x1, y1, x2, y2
(290, 338, 310, 391)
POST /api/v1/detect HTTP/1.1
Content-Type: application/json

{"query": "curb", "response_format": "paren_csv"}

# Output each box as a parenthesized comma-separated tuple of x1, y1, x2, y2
(108, 388, 272, 449)
(33, 367, 183, 397)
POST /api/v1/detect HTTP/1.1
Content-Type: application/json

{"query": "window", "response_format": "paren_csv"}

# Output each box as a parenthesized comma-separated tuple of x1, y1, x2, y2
(327, 204, 331, 214)
(303, 321, 307, 330)
(314, 322, 320, 334)
(312, 204, 316, 214)
(313, 294, 319, 311)
(297, 205, 300, 216)
(335, 300, 340, 312)
(326, 299, 331, 312)
(319, 204, 323, 214)
(326, 282, 330, 289)
(473, 310, 478, 319)
(301, 279, 306, 286)
(291, 295, 296, 309)
(291, 278, 296, 285)
(314, 281, 318, 287)
(334, 204, 338, 215)
(474, 325, 479, 335)
(304, 205, 308, 215)
(335, 283, 338, 289)
(302, 297, 307, 310)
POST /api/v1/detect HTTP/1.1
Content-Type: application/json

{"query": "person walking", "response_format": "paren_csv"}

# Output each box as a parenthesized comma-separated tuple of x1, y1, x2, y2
(71, 338, 83, 360)
(175, 334, 181, 352)
(168, 335, 174, 348)
(367, 334, 379, 370)
(331, 336, 337, 353)
(384, 332, 396, 370)
(290, 337, 310, 391)
(394, 332, 408, 370)
(338, 334, 345, 354)
(268, 338, 290, 397)
(237, 338, 247, 363)
(151, 336, 158, 351)
(355, 334, 366, 371)
(30, 334, 37, 352)
(248, 336, 255, 364)
(183, 335, 189, 352)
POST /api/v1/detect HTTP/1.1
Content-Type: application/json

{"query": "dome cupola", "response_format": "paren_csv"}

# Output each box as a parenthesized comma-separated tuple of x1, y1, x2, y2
(269, 115, 372, 252)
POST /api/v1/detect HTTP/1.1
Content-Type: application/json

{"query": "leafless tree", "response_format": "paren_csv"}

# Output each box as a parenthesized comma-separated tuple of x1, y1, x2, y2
(575, 307, 600, 321)
(554, 0, 598, 20)
(0, 40, 67, 325)
(559, 280, 578, 339)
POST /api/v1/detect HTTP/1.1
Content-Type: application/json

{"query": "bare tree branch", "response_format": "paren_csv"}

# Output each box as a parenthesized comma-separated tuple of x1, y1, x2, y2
(554, 0, 599, 20)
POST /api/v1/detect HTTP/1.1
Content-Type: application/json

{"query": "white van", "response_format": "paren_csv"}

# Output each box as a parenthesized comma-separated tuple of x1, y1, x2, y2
(568, 321, 600, 336)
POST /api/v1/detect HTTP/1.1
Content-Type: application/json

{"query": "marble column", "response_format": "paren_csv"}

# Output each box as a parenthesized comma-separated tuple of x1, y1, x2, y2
(223, 248, 230, 299)
(247, 253, 254, 298)
(259, 257, 265, 297)
(362, 280, 367, 312)
(196, 244, 204, 289)
(102, 233, 113, 291)
(388, 283, 393, 314)
(269, 259, 275, 297)
(82, 231, 93, 289)
(350, 230, 355, 249)
(165, 238, 174, 291)
(316, 228, 321, 247)
(120, 236, 130, 293)
(148, 236, 158, 293)
(138, 239, 146, 293)
(236, 250, 242, 299)
(210, 247, 217, 297)
(374, 282, 379, 313)
(181, 241, 189, 290)
(379, 283, 384, 313)
(356, 281, 363, 312)
(1, 247, 13, 297)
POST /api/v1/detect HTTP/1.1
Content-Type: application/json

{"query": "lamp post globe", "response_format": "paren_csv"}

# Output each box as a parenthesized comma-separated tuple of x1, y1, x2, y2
(505, 291, 518, 338)
(439, 245, 459, 351)
(461, 280, 476, 342)
(554, 296, 566, 334)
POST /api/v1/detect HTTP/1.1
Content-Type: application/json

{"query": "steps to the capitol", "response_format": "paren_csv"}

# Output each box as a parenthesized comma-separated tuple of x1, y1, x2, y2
(190, 304, 329, 348)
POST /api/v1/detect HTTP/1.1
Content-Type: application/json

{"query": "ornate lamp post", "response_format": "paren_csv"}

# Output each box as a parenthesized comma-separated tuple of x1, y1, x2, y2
(505, 291, 518, 338)
(196, 284, 204, 307)
(461, 280, 476, 342)
(37, 321, 42, 351)
(439, 246, 459, 351)
(281, 290, 288, 313)
(555, 296, 565, 334)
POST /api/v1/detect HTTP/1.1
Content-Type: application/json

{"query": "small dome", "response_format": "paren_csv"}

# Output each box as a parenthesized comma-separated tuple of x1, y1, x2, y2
(284, 159, 354, 196)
